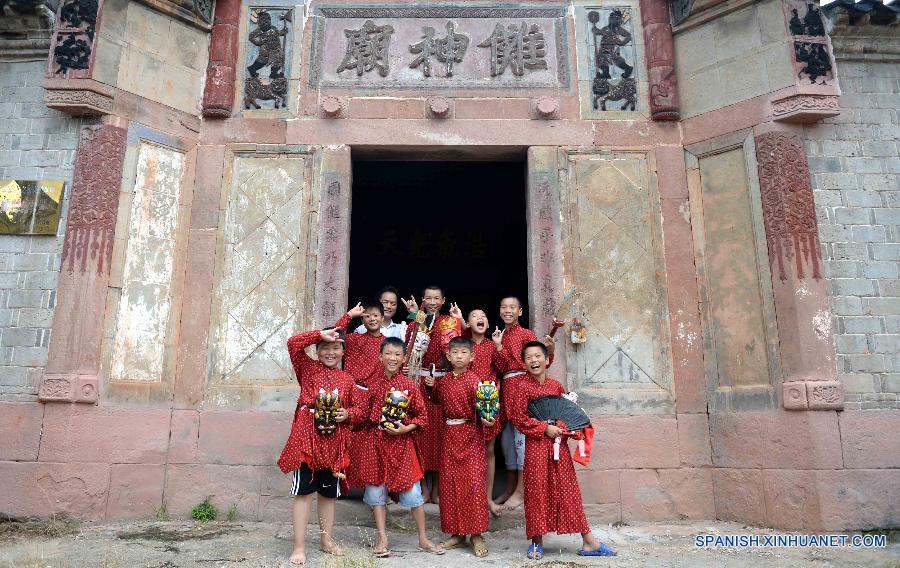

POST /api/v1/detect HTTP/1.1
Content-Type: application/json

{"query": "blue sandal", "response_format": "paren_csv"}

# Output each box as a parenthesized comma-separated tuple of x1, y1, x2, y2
(526, 543, 543, 560)
(577, 543, 617, 556)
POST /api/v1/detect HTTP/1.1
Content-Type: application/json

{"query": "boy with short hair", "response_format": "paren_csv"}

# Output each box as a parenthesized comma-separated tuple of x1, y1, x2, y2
(426, 336, 501, 557)
(509, 341, 615, 560)
(354, 286, 407, 339)
(402, 285, 462, 503)
(333, 302, 384, 490)
(364, 337, 445, 558)
(277, 326, 365, 565)
(493, 296, 555, 510)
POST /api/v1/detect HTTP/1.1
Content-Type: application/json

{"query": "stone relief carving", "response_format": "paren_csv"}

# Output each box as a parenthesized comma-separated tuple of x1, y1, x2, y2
(784, 0, 834, 84)
(409, 21, 469, 78)
(244, 8, 292, 110)
(60, 125, 127, 274)
(640, 0, 679, 120)
(754, 132, 822, 282)
(476, 22, 547, 77)
(586, 8, 637, 112)
(336, 19, 395, 76)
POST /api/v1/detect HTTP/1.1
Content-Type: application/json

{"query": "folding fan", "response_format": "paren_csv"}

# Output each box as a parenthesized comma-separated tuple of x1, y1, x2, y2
(528, 395, 591, 431)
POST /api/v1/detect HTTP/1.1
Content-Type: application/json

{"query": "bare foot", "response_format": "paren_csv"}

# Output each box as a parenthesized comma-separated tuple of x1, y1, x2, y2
(494, 491, 512, 505)
(373, 535, 390, 558)
(583, 535, 600, 550)
(431, 492, 440, 505)
(320, 539, 345, 557)
(503, 492, 524, 511)
(418, 539, 446, 555)
(289, 548, 306, 565)
(488, 500, 503, 517)
(440, 535, 467, 550)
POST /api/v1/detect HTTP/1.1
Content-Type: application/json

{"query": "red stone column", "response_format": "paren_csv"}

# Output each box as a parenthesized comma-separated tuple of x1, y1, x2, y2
(39, 124, 128, 403)
(314, 147, 352, 328)
(202, 0, 241, 118)
(754, 131, 842, 410)
(639, 0, 680, 121)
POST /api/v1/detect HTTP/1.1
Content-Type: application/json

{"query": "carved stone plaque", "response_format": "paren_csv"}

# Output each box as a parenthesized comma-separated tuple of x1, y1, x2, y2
(0, 180, 65, 235)
(309, 5, 570, 90)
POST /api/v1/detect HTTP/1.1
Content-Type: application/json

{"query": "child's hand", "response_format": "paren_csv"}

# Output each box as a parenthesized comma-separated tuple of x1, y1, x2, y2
(424, 375, 435, 387)
(449, 302, 463, 320)
(347, 302, 365, 319)
(544, 334, 556, 355)
(334, 408, 349, 423)
(385, 423, 413, 435)
(545, 424, 563, 439)
(403, 296, 419, 313)
(492, 327, 504, 348)
(320, 328, 342, 342)
(482, 416, 496, 427)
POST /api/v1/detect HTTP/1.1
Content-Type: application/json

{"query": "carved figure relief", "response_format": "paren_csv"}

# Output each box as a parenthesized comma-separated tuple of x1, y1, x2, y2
(477, 22, 547, 77)
(336, 19, 395, 76)
(409, 21, 469, 78)
(585, 8, 637, 112)
(244, 8, 292, 110)
(783, 0, 833, 84)
(754, 132, 822, 281)
(51, 0, 99, 74)
(794, 41, 833, 84)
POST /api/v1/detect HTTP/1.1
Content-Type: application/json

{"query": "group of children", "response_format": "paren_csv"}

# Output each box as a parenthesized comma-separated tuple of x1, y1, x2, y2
(276, 285, 617, 564)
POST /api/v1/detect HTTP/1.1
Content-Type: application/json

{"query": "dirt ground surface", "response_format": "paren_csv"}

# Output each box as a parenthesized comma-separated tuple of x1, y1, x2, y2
(2, 502, 898, 568)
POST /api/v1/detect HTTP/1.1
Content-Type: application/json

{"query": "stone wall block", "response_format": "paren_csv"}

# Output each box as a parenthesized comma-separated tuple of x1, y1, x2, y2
(0, 461, 111, 520)
(575, 469, 620, 504)
(594, 415, 679, 469)
(712, 468, 766, 526)
(816, 469, 900, 530)
(840, 410, 900, 468)
(106, 464, 165, 520)
(762, 469, 822, 529)
(163, 464, 261, 519)
(0, 402, 44, 461)
(676, 413, 711, 466)
(197, 411, 292, 465)
(167, 409, 200, 463)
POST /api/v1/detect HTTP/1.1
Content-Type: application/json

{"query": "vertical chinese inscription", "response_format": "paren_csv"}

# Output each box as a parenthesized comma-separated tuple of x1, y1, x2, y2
(585, 8, 637, 112)
(477, 22, 547, 77)
(244, 8, 293, 110)
(336, 20, 395, 76)
(409, 21, 469, 78)
(50, 0, 100, 76)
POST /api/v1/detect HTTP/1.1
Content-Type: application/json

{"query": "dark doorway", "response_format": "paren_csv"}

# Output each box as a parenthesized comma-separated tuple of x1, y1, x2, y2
(348, 160, 529, 327)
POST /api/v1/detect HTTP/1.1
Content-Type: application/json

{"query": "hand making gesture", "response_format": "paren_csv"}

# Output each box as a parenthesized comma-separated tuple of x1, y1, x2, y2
(448, 301, 463, 321)
(320, 328, 343, 342)
(347, 302, 365, 319)
(492, 326, 504, 349)
(544, 334, 556, 357)
(402, 296, 420, 313)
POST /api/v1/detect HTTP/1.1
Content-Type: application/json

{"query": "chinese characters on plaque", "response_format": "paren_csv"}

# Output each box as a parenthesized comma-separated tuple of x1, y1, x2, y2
(0, 180, 66, 235)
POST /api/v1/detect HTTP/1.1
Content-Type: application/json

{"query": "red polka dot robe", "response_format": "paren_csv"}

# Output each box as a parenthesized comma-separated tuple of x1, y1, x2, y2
(276, 330, 367, 476)
(405, 313, 461, 471)
(430, 369, 501, 535)
(508, 374, 590, 539)
(367, 371, 428, 493)
(334, 313, 385, 488)
(494, 323, 554, 421)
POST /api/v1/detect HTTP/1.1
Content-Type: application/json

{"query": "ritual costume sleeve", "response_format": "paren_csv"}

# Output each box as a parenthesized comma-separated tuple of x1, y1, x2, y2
(407, 387, 428, 431)
(345, 379, 369, 428)
(334, 312, 352, 330)
(510, 380, 556, 439)
(286, 330, 322, 382)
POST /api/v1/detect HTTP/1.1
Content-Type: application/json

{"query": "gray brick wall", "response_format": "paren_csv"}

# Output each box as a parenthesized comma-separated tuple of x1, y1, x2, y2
(0, 60, 82, 401)
(805, 59, 900, 410)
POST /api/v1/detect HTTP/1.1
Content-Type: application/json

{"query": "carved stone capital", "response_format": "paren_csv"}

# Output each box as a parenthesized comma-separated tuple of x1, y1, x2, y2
(534, 96, 559, 119)
(321, 95, 345, 118)
(43, 78, 115, 116)
(771, 93, 841, 123)
(782, 381, 809, 410)
(38, 374, 99, 404)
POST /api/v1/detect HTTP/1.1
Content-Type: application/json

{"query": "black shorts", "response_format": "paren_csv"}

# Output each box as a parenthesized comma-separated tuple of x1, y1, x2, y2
(290, 464, 339, 498)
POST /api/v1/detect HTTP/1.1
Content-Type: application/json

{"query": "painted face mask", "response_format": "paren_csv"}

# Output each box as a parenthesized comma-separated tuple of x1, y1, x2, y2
(475, 380, 500, 422)
(380, 387, 410, 430)
(314, 387, 341, 435)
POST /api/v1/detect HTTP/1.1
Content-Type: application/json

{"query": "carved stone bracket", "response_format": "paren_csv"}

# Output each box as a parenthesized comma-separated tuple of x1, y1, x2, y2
(639, 0, 680, 120)
(771, 92, 841, 123)
(202, 0, 240, 117)
(43, 77, 115, 116)
(782, 380, 844, 410)
(38, 374, 99, 404)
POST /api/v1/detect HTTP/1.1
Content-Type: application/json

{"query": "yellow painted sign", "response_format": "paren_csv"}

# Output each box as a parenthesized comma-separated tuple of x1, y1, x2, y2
(0, 180, 65, 235)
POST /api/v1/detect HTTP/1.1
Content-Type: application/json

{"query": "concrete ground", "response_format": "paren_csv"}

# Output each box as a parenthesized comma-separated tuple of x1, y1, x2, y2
(2, 501, 898, 568)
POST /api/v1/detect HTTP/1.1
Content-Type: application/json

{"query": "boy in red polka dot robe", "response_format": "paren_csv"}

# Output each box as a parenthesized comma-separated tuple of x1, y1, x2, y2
(425, 336, 501, 557)
(508, 341, 615, 560)
(276, 326, 367, 565)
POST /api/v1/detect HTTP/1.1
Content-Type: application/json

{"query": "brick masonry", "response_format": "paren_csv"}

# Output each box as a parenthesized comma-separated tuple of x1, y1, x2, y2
(0, 60, 84, 402)
(805, 59, 900, 410)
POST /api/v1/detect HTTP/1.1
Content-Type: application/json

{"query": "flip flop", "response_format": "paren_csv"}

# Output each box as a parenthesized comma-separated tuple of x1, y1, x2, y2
(473, 539, 489, 558)
(373, 549, 391, 558)
(418, 543, 446, 555)
(577, 543, 617, 557)
(526, 543, 543, 560)
(440, 538, 467, 551)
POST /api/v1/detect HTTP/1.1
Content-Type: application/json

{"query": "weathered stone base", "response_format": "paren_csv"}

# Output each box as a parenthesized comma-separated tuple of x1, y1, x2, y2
(1, 402, 897, 529)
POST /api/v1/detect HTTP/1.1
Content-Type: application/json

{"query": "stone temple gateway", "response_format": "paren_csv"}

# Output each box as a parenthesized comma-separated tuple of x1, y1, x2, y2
(0, 0, 898, 530)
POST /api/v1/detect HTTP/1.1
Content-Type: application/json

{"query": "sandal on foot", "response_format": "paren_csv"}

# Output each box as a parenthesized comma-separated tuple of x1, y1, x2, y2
(373, 549, 391, 558)
(473, 539, 489, 558)
(440, 538, 467, 551)
(418, 543, 446, 555)
(577, 543, 617, 557)
(526, 543, 543, 560)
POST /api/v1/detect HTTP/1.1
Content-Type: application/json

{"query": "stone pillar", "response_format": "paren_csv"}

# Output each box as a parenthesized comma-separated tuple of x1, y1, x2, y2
(639, 0, 680, 121)
(754, 130, 842, 410)
(526, 147, 567, 383)
(313, 147, 352, 329)
(39, 124, 128, 403)
(202, 0, 240, 118)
